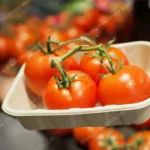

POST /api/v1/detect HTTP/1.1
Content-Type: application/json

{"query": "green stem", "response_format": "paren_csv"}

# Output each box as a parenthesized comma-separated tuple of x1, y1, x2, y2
(101, 48, 116, 74)
(47, 36, 95, 49)
(37, 42, 47, 54)
(51, 59, 72, 88)
(46, 37, 53, 53)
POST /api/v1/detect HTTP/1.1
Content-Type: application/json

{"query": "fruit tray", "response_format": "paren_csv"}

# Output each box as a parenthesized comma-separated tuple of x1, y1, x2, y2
(2, 41, 150, 130)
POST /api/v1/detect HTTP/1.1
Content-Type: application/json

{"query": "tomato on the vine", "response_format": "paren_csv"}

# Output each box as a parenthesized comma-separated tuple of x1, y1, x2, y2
(128, 131, 150, 150)
(80, 47, 129, 84)
(48, 129, 72, 136)
(80, 51, 109, 84)
(73, 127, 105, 146)
(25, 49, 79, 97)
(98, 65, 150, 106)
(43, 70, 98, 109)
(88, 128, 125, 150)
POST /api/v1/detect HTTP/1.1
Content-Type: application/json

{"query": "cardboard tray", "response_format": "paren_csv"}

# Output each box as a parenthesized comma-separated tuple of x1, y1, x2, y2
(2, 41, 150, 130)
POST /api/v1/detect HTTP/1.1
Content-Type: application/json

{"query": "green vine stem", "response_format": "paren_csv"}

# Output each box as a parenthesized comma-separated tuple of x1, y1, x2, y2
(47, 36, 96, 48)
(47, 36, 123, 88)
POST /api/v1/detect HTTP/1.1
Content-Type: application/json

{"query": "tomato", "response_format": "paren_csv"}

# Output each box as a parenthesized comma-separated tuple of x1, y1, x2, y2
(73, 16, 93, 31)
(88, 128, 125, 150)
(80, 51, 109, 84)
(98, 65, 150, 106)
(128, 131, 150, 150)
(98, 15, 116, 35)
(80, 47, 129, 84)
(48, 129, 72, 136)
(0, 36, 10, 61)
(132, 119, 150, 129)
(12, 24, 37, 46)
(17, 50, 35, 65)
(9, 39, 27, 58)
(26, 16, 42, 33)
(44, 15, 60, 26)
(73, 127, 105, 146)
(74, 8, 100, 31)
(38, 24, 53, 43)
(63, 27, 84, 41)
(43, 70, 98, 109)
(25, 50, 79, 96)
(103, 46, 129, 69)
(14, 31, 37, 47)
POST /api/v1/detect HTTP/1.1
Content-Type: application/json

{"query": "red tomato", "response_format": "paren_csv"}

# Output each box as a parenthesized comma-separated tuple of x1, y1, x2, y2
(63, 27, 84, 41)
(0, 36, 10, 61)
(25, 50, 79, 96)
(98, 15, 116, 35)
(26, 16, 42, 33)
(73, 127, 105, 146)
(132, 119, 150, 129)
(12, 24, 37, 46)
(48, 129, 72, 136)
(38, 25, 53, 43)
(88, 128, 125, 150)
(44, 15, 60, 26)
(80, 51, 109, 84)
(80, 47, 129, 84)
(14, 31, 37, 47)
(43, 70, 98, 109)
(98, 65, 150, 106)
(74, 8, 100, 31)
(103, 46, 129, 69)
(128, 131, 150, 150)
(73, 16, 93, 31)
(17, 51, 35, 65)
(9, 39, 27, 58)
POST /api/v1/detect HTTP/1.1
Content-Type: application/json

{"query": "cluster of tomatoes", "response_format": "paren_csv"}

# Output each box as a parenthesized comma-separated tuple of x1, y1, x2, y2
(48, 126, 150, 150)
(24, 35, 150, 110)
(0, 7, 130, 77)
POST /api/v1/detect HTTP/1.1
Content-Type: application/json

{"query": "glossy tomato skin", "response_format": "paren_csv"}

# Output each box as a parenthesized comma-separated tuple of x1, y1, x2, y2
(25, 50, 79, 96)
(48, 129, 72, 136)
(0, 36, 10, 61)
(128, 131, 150, 150)
(132, 119, 150, 129)
(98, 65, 150, 106)
(43, 71, 98, 109)
(80, 51, 109, 84)
(88, 128, 125, 150)
(25, 51, 55, 96)
(73, 127, 105, 146)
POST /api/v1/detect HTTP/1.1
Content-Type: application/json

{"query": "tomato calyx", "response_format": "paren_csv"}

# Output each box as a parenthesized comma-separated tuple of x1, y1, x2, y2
(51, 58, 75, 88)
(103, 137, 144, 150)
